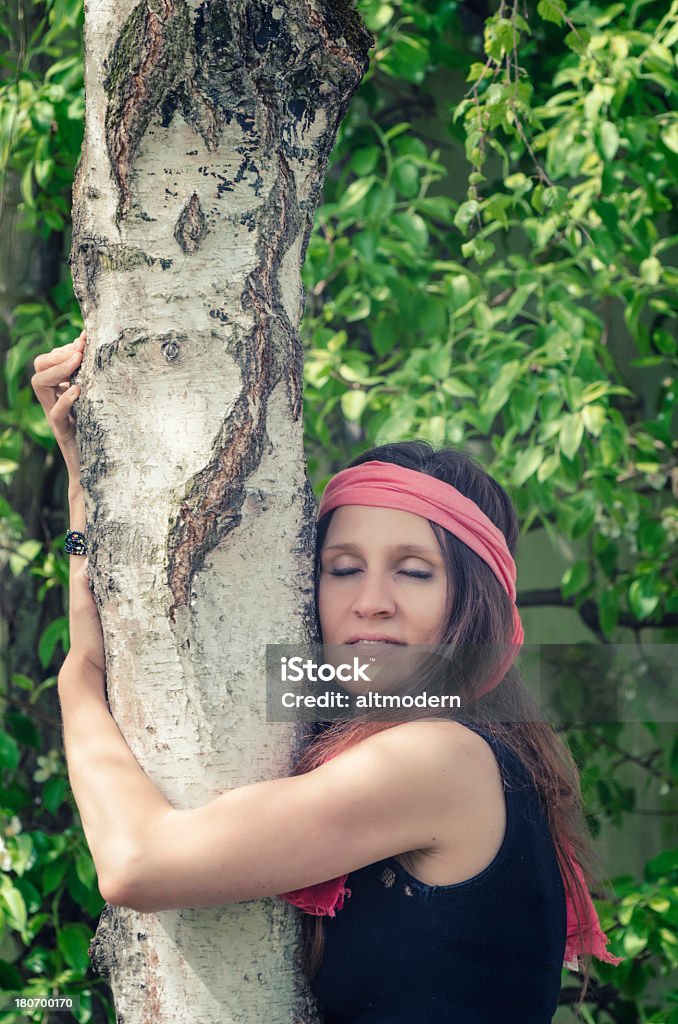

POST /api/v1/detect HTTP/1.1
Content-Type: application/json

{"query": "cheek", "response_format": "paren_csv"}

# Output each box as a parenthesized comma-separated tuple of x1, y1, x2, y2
(316, 579, 333, 627)
(424, 582, 448, 632)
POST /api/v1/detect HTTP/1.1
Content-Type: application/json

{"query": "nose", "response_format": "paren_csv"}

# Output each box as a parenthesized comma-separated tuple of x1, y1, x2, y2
(350, 571, 396, 618)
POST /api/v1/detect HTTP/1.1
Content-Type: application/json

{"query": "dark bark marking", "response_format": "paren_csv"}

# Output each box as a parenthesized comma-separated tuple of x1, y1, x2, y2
(89, 904, 149, 986)
(166, 155, 304, 618)
(69, 238, 103, 308)
(104, 0, 193, 222)
(102, 0, 371, 227)
(94, 329, 188, 371)
(70, 236, 173, 309)
(162, 336, 181, 360)
(73, 391, 112, 497)
(173, 192, 208, 253)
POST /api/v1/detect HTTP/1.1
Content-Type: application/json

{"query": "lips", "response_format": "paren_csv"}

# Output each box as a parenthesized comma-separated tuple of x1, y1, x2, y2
(346, 635, 405, 645)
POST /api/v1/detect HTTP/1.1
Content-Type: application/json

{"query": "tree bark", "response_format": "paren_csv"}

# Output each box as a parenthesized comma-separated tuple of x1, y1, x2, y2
(71, 0, 371, 1020)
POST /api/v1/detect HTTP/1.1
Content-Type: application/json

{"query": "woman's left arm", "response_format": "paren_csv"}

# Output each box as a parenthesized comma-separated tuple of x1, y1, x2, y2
(59, 479, 172, 901)
(37, 334, 173, 901)
(58, 655, 173, 902)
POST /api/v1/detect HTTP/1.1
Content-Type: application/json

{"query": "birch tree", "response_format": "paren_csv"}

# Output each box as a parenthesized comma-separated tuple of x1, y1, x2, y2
(69, 0, 371, 1020)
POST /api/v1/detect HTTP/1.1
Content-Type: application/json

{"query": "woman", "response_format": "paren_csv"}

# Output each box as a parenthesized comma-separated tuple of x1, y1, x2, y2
(32, 332, 622, 1023)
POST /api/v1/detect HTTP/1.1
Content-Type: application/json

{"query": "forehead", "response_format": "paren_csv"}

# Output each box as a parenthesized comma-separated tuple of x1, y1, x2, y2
(322, 504, 440, 554)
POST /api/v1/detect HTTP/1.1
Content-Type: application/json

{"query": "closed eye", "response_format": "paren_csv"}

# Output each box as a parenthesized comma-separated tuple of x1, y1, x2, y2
(328, 569, 432, 579)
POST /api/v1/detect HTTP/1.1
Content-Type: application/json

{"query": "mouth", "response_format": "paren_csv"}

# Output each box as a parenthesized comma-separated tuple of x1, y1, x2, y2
(347, 639, 405, 646)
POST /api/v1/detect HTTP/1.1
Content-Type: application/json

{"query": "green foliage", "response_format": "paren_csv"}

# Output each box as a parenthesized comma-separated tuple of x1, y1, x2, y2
(1, 0, 677, 1020)
(302, 0, 677, 651)
(1, 2, 113, 1019)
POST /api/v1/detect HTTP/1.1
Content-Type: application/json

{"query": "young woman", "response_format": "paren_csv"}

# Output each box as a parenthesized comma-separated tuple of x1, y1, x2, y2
(32, 332, 622, 1023)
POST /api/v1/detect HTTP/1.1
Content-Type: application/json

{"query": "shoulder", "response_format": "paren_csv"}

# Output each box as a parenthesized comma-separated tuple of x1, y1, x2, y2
(347, 718, 501, 771)
(321, 718, 501, 807)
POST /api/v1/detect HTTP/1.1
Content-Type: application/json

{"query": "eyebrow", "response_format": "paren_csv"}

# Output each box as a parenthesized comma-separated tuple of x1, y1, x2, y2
(322, 542, 440, 558)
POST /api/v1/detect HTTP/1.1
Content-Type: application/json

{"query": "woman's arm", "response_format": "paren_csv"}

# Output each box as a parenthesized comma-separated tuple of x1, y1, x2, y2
(113, 719, 481, 914)
(57, 655, 173, 901)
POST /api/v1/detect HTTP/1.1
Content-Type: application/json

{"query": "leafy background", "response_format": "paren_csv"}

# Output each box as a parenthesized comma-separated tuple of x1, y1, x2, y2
(0, 0, 677, 1020)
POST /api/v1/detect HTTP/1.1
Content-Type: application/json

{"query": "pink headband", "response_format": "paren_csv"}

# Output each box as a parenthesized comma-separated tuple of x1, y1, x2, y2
(318, 459, 524, 696)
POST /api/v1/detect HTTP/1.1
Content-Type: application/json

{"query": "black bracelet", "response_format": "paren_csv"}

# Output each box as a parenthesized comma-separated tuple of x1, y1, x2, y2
(65, 530, 87, 555)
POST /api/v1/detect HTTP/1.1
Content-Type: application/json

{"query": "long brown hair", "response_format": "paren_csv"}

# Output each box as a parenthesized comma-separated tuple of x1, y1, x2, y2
(295, 441, 608, 1010)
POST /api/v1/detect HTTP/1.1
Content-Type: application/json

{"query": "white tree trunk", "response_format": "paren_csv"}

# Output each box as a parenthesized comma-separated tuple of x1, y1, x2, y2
(70, 1, 370, 1020)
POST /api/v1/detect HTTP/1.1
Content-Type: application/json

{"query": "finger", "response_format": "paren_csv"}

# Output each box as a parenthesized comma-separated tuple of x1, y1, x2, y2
(33, 341, 83, 374)
(31, 350, 83, 407)
(50, 384, 81, 431)
(53, 382, 80, 409)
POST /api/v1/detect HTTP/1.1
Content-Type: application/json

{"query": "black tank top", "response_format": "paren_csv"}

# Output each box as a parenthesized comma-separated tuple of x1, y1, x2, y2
(310, 721, 567, 1023)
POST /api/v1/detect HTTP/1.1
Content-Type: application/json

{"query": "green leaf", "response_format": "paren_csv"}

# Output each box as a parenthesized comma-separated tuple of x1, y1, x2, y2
(393, 160, 419, 198)
(562, 561, 589, 598)
(5, 709, 40, 749)
(560, 413, 584, 460)
(392, 211, 428, 251)
(42, 856, 69, 895)
(75, 852, 97, 889)
(465, 63, 489, 84)
(9, 538, 42, 577)
(581, 403, 606, 437)
(38, 615, 69, 669)
(338, 176, 376, 213)
(639, 257, 661, 285)
(599, 121, 619, 161)
(537, 0, 566, 24)
(564, 27, 591, 54)
(660, 122, 678, 155)
(364, 182, 396, 222)
(58, 923, 92, 972)
(0, 732, 20, 772)
(481, 361, 521, 417)
(341, 390, 368, 422)
(512, 446, 543, 487)
(510, 387, 538, 433)
(462, 238, 495, 264)
(350, 147, 380, 176)
(484, 17, 518, 60)
(20, 162, 35, 208)
(622, 926, 648, 957)
(628, 578, 660, 621)
(537, 453, 560, 482)
(648, 895, 671, 914)
(0, 879, 27, 932)
(42, 776, 67, 814)
(442, 377, 476, 399)
(11, 834, 34, 876)
(34, 158, 55, 187)
(454, 200, 479, 235)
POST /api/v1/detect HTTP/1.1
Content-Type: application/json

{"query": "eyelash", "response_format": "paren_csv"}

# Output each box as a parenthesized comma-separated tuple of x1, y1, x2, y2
(328, 568, 432, 579)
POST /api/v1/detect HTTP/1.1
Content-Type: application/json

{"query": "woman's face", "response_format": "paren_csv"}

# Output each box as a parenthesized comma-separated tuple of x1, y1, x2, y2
(317, 505, 449, 652)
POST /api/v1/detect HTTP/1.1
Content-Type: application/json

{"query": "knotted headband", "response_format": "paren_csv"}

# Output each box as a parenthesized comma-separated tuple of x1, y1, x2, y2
(279, 458, 624, 971)
(317, 459, 523, 698)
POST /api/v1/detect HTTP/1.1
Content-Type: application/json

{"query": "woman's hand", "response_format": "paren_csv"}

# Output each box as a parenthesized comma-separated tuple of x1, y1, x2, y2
(31, 330, 86, 483)
(31, 331, 105, 676)
(67, 557, 106, 678)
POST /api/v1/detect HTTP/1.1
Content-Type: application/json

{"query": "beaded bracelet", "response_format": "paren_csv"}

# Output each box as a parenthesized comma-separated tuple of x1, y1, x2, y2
(64, 530, 87, 555)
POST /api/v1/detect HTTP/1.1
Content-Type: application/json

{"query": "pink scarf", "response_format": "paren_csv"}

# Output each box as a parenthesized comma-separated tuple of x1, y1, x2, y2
(280, 460, 623, 970)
